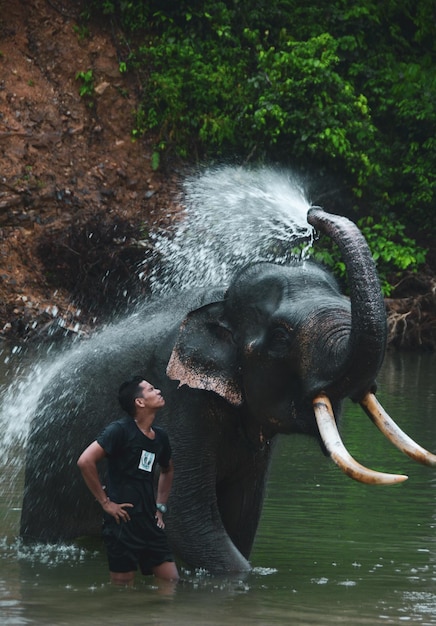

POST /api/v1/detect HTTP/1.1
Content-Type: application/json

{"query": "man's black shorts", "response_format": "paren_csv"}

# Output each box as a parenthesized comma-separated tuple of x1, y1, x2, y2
(102, 516, 175, 575)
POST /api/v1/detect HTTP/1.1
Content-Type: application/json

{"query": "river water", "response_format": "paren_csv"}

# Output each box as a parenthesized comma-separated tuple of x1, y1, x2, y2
(1, 348, 436, 625)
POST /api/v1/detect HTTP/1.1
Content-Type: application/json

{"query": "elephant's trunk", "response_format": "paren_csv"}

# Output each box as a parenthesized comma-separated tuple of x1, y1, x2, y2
(307, 207, 387, 401)
(307, 208, 436, 485)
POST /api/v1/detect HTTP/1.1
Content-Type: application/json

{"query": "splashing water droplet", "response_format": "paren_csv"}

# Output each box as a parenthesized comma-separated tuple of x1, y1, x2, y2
(146, 165, 314, 294)
(0, 347, 70, 506)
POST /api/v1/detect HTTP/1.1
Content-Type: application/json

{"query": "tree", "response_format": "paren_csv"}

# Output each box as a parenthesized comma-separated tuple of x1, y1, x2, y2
(85, 0, 434, 277)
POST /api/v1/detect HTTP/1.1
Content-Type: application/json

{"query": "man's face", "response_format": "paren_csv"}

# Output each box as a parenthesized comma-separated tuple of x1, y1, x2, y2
(136, 380, 165, 409)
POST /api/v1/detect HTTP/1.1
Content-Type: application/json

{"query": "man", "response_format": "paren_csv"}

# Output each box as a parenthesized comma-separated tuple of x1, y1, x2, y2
(77, 376, 179, 585)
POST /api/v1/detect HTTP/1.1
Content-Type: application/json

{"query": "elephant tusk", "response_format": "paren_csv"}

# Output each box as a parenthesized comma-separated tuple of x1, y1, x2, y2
(360, 392, 436, 467)
(313, 393, 408, 485)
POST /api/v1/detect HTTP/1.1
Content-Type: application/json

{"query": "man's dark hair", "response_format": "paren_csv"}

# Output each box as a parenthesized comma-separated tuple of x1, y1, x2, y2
(118, 376, 145, 417)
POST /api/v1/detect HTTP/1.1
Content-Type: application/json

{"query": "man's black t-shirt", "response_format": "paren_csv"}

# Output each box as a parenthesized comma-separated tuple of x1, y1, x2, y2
(97, 416, 171, 519)
(96, 416, 174, 572)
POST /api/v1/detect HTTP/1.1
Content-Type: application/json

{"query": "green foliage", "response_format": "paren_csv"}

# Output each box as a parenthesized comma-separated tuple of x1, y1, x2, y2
(73, 23, 90, 40)
(116, 12, 380, 195)
(244, 32, 379, 190)
(151, 151, 161, 171)
(133, 30, 248, 159)
(75, 69, 95, 104)
(312, 215, 427, 296)
(84, 0, 436, 241)
(359, 215, 427, 272)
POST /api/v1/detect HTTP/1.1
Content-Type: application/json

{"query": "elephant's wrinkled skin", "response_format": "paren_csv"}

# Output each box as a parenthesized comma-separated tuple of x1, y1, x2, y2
(20, 208, 434, 573)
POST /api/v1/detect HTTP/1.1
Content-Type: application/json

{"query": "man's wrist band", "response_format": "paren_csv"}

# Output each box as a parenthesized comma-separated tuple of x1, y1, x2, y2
(156, 503, 167, 514)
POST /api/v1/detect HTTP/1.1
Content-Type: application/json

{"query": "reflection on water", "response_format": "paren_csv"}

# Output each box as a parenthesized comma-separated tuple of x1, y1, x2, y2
(2, 350, 436, 625)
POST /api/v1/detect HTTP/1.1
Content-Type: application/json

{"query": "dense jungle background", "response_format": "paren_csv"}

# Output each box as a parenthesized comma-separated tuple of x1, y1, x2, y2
(0, 0, 435, 349)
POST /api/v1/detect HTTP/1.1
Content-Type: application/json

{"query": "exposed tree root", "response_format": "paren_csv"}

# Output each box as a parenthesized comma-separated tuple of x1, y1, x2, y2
(386, 275, 436, 351)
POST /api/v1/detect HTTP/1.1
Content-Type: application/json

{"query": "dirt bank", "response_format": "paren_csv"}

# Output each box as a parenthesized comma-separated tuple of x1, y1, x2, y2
(0, 0, 184, 342)
(0, 1, 435, 350)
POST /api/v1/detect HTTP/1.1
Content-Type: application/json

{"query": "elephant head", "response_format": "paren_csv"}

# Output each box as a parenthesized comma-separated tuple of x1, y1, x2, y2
(167, 208, 436, 483)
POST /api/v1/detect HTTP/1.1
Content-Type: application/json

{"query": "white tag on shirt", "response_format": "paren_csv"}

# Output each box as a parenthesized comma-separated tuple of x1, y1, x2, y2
(138, 450, 155, 472)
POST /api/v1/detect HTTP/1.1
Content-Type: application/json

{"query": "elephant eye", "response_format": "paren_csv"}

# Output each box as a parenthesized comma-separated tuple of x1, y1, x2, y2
(268, 325, 292, 353)
(208, 321, 234, 343)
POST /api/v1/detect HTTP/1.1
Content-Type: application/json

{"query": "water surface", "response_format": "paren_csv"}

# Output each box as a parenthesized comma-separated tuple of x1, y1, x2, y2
(1, 350, 436, 625)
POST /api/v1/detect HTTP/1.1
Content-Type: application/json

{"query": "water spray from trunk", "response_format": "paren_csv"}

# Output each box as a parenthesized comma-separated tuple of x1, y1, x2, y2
(144, 166, 314, 294)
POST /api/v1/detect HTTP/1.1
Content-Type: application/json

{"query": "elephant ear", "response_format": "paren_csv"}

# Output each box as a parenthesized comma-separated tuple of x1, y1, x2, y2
(167, 301, 243, 406)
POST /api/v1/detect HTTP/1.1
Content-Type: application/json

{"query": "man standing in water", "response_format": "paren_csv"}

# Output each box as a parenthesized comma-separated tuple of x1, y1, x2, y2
(77, 376, 179, 585)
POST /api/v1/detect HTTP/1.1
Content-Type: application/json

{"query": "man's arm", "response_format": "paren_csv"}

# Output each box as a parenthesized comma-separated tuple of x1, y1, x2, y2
(157, 458, 174, 503)
(77, 441, 108, 505)
(77, 441, 133, 524)
(155, 459, 174, 528)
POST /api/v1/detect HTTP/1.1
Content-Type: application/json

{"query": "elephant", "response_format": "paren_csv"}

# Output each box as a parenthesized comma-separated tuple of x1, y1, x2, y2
(20, 207, 436, 573)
